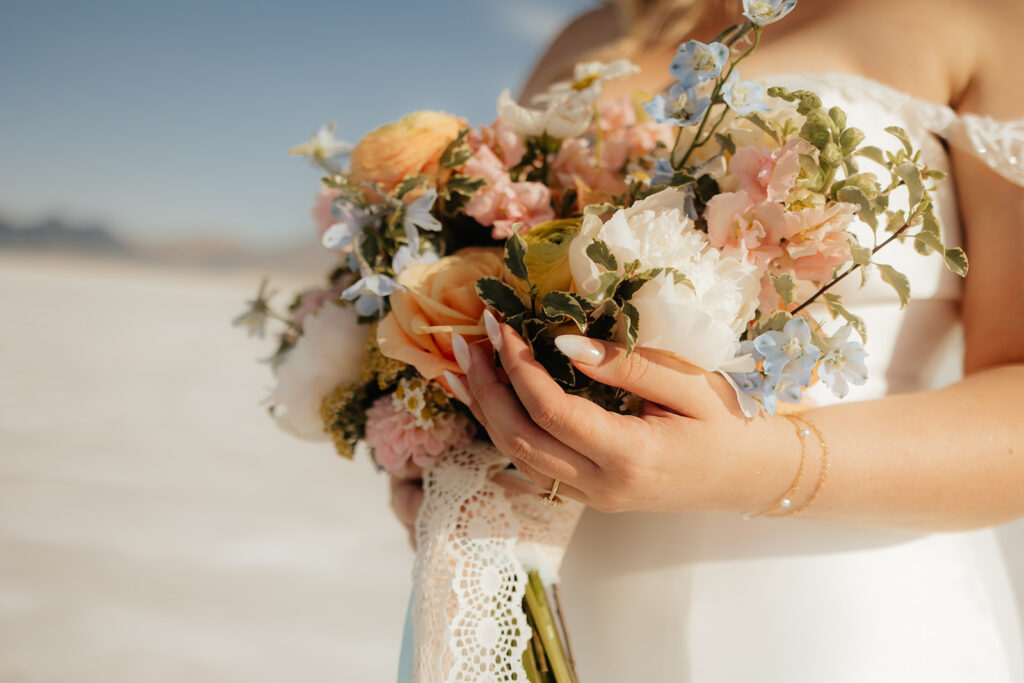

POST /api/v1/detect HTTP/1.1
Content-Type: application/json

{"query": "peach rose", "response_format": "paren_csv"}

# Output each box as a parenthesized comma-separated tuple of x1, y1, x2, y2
(348, 111, 464, 199)
(377, 247, 502, 382)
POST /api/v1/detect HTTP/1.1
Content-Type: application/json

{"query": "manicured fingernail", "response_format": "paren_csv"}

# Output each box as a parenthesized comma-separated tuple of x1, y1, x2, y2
(443, 370, 472, 405)
(483, 309, 503, 352)
(554, 335, 604, 365)
(451, 333, 471, 373)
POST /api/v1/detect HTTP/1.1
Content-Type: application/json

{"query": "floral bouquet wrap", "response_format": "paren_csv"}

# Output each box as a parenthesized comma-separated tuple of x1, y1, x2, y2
(238, 2, 967, 680)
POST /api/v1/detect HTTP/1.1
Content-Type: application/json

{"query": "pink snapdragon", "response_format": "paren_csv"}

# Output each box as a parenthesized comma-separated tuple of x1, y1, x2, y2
(463, 144, 554, 238)
(473, 117, 526, 168)
(364, 395, 475, 474)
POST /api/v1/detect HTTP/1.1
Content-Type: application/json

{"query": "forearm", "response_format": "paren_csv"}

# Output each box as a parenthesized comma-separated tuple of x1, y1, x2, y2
(735, 364, 1024, 531)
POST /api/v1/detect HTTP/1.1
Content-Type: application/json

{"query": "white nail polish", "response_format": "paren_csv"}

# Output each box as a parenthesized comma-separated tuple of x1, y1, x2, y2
(554, 335, 604, 364)
(483, 309, 503, 352)
(451, 334, 471, 373)
(443, 370, 472, 405)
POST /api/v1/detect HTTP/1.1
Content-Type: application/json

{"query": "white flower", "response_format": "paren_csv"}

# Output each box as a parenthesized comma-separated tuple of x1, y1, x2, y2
(497, 90, 592, 140)
(569, 188, 760, 371)
(265, 303, 365, 441)
(537, 59, 640, 105)
(289, 122, 353, 159)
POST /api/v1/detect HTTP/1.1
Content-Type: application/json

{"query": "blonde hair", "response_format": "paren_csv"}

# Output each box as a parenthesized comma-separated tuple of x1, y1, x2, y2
(604, 0, 731, 55)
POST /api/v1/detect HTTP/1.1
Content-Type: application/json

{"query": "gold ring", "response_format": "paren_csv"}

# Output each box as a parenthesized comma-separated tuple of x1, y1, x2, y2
(540, 479, 563, 507)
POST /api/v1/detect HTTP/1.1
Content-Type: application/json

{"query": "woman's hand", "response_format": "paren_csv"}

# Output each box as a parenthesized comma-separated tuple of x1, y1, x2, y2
(447, 311, 794, 514)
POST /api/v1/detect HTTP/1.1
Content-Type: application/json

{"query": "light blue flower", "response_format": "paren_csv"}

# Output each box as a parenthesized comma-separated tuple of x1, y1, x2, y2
(753, 317, 822, 376)
(643, 82, 711, 127)
(760, 371, 809, 415)
(742, 0, 798, 26)
(342, 273, 402, 317)
(322, 202, 369, 250)
(651, 158, 674, 185)
(721, 71, 771, 116)
(392, 244, 439, 276)
(402, 189, 442, 252)
(669, 41, 730, 89)
(818, 325, 868, 398)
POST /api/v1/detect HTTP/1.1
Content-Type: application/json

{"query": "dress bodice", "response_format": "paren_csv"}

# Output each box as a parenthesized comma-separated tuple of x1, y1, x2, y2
(560, 72, 1024, 683)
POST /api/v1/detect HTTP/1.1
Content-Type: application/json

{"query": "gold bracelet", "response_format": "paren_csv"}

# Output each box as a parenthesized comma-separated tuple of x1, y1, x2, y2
(745, 414, 810, 519)
(787, 414, 829, 516)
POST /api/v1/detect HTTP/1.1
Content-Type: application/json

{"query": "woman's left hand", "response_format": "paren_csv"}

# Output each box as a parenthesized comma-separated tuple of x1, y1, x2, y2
(447, 311, 792, 514)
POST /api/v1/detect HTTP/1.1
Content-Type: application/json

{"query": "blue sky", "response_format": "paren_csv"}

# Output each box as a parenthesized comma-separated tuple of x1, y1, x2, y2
(0, 0, 595, 247)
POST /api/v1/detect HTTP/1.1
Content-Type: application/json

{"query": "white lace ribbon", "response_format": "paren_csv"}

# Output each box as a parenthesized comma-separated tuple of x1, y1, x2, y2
(411, 444, 584, 683)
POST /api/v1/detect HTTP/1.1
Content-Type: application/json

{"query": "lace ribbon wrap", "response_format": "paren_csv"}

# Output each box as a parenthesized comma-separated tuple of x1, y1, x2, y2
(410, 443, 584, 683)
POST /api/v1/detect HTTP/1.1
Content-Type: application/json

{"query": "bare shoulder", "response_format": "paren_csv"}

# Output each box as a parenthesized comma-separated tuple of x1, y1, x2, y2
(519, 6, 623, 101)
(954, 0, 1024, 117)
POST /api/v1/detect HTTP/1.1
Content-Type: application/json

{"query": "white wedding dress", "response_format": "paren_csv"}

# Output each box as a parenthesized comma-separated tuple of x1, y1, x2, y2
(559, 72, 1024, 683)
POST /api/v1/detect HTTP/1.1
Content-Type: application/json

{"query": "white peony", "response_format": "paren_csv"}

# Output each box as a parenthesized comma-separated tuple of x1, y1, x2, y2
(569, 188, 760, 372)
(497, 90, 592, 140)
(266, 302, 365, 441)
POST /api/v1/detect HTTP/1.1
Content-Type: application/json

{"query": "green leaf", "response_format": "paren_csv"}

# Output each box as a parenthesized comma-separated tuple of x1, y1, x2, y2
(536, 338, 577, 388)
(443, 175, 487, 199)
(583, 202, 618, 216)
(616, 268, 663, 301)
(835, 186, 877, 230)
(755, 310, 792, 336)
(588, 299, 619, 340)
(850, 243, 872, 267)
(771, 273, 798, 306)
(585, 271, 623, 303)
(715, 132, 737, 155)
(914, 230, 943, 255)
(875, 263, 911, 308)
(475, 277, 526, 318)
(943, 247, 969, 277)
(744, 112, 782, 144)
(621, 301, 640, 355)
(856, 146, 888, 166)
(586, 239, 619, 271)
(822, 293, 867, 342)
(394, 174, 428, 200)
(666, 267, 695, 292)
(504, 233, 529, 282)
(439, 129, 473, 169)
(885, 210, 907, 234)
(925, 168, 949, 181)
(885, 126, 914, 156)
(894, 163, 925, 207)
(540, 291, 590, 331)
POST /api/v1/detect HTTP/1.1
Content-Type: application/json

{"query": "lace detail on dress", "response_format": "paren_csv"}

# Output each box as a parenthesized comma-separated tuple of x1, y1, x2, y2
(412, 444, 583, 682)
(768, 72, 1024, 187)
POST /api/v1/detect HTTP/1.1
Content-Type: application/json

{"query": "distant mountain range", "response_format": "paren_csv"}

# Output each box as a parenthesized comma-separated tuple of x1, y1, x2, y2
(0, 217, 334, 273)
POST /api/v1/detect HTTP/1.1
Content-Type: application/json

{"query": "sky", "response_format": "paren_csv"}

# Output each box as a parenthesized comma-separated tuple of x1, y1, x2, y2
(0, 0, 596, 247)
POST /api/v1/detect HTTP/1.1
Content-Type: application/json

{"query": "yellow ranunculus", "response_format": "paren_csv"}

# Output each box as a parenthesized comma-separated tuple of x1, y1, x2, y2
(503, 218, 581, 301)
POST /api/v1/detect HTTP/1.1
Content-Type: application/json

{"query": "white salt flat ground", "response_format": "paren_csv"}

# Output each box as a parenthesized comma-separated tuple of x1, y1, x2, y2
(0, 253, 411, 683)
(1, 252, 1022, 683)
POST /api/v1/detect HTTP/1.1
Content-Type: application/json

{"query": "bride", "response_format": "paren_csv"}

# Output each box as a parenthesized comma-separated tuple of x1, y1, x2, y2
(391, 0, 1024, 679)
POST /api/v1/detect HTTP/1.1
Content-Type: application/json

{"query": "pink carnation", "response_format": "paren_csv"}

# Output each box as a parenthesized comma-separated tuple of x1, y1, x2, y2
(474, 117, 526, 168)
(290, 281, 349, 330)
(551, 138, 628, 208)
(364, 395, 475, 475)
(463, 145, 554, 238)
(312, 188, 342, 235)
(721, 138, 811, 203)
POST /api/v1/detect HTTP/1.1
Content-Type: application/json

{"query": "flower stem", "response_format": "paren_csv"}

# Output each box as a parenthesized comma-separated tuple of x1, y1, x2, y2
(524, 571, 575, 683)
(791, 216, 917, 314)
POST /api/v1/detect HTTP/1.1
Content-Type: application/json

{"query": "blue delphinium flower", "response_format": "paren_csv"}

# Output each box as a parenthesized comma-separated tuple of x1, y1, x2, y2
(321, 201, 369, 250)
(753, 317, 822, 376)
(742, 0, 798, 26)
(644, 82, 711, 127)
(818, 325, 868, 398)
(760, 371, 808, 415)
(402, 188, 442, 252)
(343, 273, 402, 317)
(392, 244, 439, 276)
(651, 158, 675, 185)
(721, 71, 771, 116)
(670, 41, 730, 88)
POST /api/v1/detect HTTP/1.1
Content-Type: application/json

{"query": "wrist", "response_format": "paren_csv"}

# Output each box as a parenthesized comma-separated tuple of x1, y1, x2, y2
(709, 412, 803, 514)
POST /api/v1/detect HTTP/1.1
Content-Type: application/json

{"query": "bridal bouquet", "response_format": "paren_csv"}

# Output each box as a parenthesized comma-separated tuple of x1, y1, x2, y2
(238, 1, 967, 680)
